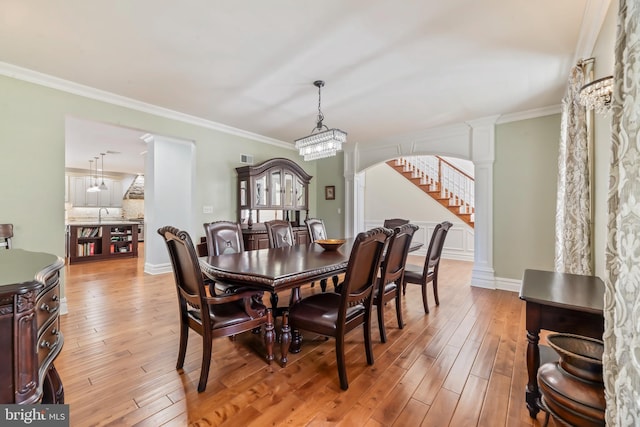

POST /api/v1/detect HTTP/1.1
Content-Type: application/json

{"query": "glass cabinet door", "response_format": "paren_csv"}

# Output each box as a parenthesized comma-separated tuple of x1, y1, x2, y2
(239, 179, 248, 208)
(283, 172, 294, 207)
(295, 177, 306, 208)
(254, 174, 268, 207)
(270, 170, 282, 206)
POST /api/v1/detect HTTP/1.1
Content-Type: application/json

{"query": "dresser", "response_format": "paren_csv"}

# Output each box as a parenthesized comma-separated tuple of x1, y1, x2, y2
(0, 249, 65, 404)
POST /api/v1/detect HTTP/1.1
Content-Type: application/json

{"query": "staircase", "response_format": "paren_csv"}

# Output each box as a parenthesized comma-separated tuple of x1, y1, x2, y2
(387, 156, 475, 228)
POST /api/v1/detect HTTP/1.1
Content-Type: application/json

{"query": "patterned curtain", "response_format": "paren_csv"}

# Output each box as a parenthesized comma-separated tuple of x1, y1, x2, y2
(554, 62, 593, 275)
(604, 0, 640, 425)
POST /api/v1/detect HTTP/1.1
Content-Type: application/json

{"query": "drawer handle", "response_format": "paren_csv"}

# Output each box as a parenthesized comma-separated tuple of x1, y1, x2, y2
(52, 294, 59, 301)
(40, 303, 58, 314)
(40, 340, 51, 349)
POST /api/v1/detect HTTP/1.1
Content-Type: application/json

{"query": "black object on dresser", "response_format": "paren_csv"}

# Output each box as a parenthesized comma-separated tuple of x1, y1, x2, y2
(0, 249, 65, 404)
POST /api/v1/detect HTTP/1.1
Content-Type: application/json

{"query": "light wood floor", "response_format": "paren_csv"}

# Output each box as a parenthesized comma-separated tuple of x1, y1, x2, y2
(56, 247, 555, 426)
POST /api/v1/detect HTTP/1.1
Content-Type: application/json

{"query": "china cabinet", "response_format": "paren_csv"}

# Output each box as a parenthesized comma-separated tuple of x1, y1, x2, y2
(236, 158, 312, 250)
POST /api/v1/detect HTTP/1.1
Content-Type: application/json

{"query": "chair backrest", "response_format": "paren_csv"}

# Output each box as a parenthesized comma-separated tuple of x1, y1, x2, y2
(340, 227, 393, 314)
(423, 221, 453, 276)
(158, 226, 210, 323)
(0, 224, 13, 249)
(305, 218, 327, 243)
(265, 220, 294, 248)
(203, 221, 245, 256)
(380, 223, 419, 286)
(383, 218, 409, 229)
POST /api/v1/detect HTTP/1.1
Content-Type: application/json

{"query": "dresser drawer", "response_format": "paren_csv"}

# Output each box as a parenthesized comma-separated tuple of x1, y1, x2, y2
(38, 318, 61, 366)
(36, 286, 60, 333)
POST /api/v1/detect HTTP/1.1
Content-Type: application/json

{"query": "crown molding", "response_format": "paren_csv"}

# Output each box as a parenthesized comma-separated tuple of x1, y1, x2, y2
(573, 0, 613, 63)
(0, 61, 295, 151)
(496, 104, 562, 124)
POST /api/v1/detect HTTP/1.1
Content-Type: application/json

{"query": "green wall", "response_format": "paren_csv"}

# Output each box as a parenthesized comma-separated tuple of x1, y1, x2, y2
(313, 153, 345, 237)
(0, 74, 341, 260)
(494, 114, 561, 279)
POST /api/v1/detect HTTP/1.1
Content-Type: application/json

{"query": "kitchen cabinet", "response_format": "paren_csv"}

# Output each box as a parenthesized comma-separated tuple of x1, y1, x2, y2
(68, 176, 122, 207)
(67, 223, 138, 264)
(236, 158, 312, 226)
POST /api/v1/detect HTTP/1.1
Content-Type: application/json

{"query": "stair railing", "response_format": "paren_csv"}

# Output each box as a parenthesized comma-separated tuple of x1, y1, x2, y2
(399, 156, 474, 213)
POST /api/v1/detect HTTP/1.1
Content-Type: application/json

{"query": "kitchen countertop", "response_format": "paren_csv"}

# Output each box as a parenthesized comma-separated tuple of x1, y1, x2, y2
(66, 221, 140, 226)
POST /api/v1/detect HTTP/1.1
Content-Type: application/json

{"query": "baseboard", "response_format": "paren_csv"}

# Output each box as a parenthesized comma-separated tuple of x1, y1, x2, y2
(59, 297, 68, 315)
(471, 266, 496, 289)
(494, 277, 522, 293)
(144, 262, 172, 275)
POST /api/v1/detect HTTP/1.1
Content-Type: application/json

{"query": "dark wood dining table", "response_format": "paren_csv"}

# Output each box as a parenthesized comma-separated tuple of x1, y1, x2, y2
(200, 238, 423, 359)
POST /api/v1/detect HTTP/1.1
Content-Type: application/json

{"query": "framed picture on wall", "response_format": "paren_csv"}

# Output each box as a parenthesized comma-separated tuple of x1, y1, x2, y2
(325, 185, 335, 200)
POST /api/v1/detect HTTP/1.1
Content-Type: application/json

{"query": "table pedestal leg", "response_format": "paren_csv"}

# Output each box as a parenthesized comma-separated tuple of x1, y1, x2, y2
(280, 312, 290, 366)
(289, 286, 303, 353)
(526, 329, 541, 418)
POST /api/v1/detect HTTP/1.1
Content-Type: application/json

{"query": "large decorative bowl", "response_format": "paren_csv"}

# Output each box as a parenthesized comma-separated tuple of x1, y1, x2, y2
(546, 333, 604, 382)
(315, 239, 346, 251)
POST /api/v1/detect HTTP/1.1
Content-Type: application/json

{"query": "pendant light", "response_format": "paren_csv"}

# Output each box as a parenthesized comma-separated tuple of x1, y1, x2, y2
(87, 159, 100, 193)
(99, 153, 109, 191)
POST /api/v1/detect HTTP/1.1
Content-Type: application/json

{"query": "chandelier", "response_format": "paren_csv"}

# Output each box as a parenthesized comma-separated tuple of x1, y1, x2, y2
(295, 80, 346, 161)
(579, 75, 613, 114)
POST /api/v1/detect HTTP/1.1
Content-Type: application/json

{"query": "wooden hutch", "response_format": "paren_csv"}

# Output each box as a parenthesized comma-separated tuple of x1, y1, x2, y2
(236, 158, 312, 250)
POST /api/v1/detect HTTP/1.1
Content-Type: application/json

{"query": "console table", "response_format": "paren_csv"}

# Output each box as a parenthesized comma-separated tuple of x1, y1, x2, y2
(0, 249, 65, 404)
(519, 269, 604, 418)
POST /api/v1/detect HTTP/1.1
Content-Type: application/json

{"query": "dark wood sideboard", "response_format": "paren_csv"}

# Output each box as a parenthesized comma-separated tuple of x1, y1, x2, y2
(241, 224, 310, 250)
(0, 249, 65, 404)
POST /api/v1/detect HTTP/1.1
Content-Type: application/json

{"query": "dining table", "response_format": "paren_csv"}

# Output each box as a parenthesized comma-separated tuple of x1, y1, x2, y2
(199, 238, 423, 360)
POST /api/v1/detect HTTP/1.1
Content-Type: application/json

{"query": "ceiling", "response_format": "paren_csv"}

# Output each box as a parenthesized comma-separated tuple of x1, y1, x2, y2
(1, 0, 601, 173)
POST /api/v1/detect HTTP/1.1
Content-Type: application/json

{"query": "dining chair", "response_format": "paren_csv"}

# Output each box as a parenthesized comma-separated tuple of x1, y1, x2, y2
(383, 218, 409, 229)
(157, 226, 275, 392)
(305, 218, 340, 292)
(402, 221, 452, 313)
(373, 223, 419, 343)
(286, 227, 392, 390)
(0, 224, 14, 249)
(203, 221, 245, 255)
(202, 221, 261, 296)
(265, 220, 295, 248)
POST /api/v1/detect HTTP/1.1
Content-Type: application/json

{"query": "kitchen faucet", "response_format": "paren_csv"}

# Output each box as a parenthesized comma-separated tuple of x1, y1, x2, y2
(98, 208, 109, 223)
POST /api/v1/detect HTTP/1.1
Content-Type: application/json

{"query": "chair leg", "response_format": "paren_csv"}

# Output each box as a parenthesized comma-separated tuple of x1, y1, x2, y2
(402, 279, 407, 295)
(433, 276, 440, 306)
(332, 275, 339, 292)
(336, 335, 348, 390)
(421, 283, 430, 314)
(364, 310, 374, 366)
(395, 291, 404, 329)
(264, 309, 275, 364)
(320, 278, 327, 292)
(377, 299, 387, 343)
(176, 320, 189, 369)
(198, 336, 213, 392)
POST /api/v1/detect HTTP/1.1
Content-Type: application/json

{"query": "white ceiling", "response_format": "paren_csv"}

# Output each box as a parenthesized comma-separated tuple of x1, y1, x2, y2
(1, 0, 602, 173)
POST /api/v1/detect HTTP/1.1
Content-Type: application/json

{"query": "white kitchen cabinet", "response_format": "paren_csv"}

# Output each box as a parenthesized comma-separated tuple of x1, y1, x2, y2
(68, 176, 123, 207)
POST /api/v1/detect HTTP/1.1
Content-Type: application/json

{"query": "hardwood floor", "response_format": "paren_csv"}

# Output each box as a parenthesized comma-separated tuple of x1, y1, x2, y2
(56, 248, 555, 426)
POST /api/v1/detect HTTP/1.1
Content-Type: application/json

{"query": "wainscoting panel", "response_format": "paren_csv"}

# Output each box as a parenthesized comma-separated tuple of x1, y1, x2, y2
(365, 220, 474, 262)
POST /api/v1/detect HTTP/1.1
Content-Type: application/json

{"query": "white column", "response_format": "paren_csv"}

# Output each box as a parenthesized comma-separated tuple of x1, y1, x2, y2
(467, 116, 498, 288)
(143, 133, 196, 274)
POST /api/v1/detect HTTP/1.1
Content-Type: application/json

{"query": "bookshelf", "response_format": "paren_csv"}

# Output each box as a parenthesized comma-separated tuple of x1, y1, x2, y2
(67, 223, 138, 264)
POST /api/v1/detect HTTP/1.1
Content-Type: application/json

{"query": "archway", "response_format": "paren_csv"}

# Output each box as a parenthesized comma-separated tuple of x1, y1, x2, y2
(343, 118, 497, 288)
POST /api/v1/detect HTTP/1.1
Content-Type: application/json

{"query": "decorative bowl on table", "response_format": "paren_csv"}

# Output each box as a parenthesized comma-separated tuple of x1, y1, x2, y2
(315, 239, 346, 251)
